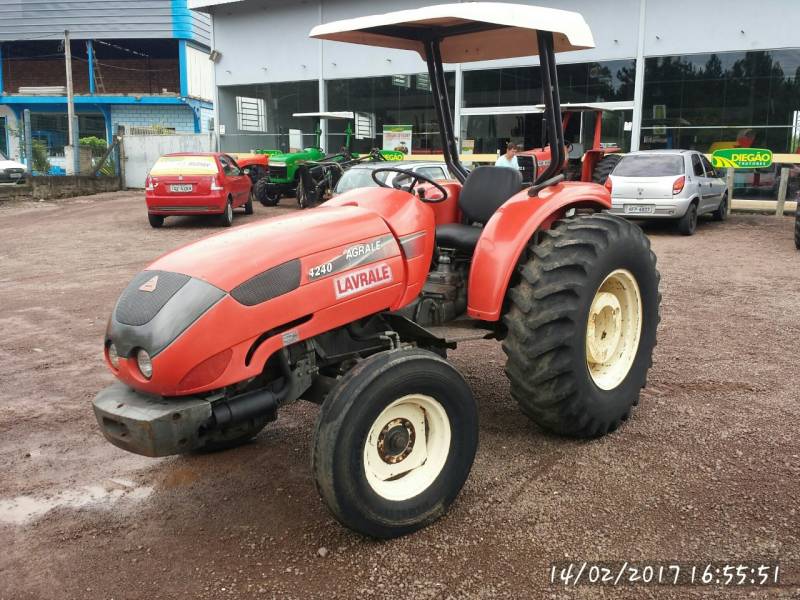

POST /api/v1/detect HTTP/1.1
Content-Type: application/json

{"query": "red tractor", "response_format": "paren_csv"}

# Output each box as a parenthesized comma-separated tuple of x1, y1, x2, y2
(93, 4, 660, 538)
(517, 102, 631, 185)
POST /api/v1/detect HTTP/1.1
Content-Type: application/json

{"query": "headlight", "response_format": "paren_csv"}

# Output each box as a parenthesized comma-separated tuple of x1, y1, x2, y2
(136, 349, 153, 379)
(107, 343, 120, 369)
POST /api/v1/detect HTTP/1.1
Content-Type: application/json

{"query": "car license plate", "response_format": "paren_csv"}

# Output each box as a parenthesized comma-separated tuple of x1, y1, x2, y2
(624, 204, 655, 215)
(170, 184, 193, 193)
(9, 172, 22, 179)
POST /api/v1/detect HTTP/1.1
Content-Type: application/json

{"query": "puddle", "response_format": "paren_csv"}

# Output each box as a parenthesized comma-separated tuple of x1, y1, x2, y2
(0, 478, 153, 525)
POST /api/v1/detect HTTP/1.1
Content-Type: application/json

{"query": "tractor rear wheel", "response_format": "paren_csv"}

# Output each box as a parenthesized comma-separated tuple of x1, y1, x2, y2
(591, 154, 623, 184)
(296, 177, 309, 209)
(254, 178, 279, 206)
(312, 348, 478, 538)
(502, 213, 660, 438)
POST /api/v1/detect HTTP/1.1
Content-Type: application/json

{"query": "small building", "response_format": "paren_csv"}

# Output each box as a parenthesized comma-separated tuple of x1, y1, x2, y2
(0, 0, 215, 169)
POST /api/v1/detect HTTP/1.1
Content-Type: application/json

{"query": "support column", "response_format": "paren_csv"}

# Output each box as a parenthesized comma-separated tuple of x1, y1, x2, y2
(453, 63, 462, 153)
(87, 40, 95, 95)
(630, 0, 647, 152)
(317, 0, 327, 152)
(0, 44, 4, 95)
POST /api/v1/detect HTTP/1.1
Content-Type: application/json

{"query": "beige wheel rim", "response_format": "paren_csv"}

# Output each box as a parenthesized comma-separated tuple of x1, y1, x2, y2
(586, 269, 642, 390)
(363, 394, 451, 502)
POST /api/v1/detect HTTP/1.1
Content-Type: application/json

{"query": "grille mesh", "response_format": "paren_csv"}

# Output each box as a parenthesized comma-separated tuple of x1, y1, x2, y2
(231, 259, 300, 306)
(115, 271, 191, 326)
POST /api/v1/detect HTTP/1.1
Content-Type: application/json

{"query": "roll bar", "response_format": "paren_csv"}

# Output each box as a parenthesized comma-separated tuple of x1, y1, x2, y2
(422, 30, 566, 189)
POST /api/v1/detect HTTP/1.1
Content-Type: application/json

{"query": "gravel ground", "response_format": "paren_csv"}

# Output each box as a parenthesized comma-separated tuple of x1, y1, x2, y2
(0, 191, 798, 600)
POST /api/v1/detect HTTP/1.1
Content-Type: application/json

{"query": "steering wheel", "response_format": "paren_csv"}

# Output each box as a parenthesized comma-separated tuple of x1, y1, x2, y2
(370, 167, 449, 203)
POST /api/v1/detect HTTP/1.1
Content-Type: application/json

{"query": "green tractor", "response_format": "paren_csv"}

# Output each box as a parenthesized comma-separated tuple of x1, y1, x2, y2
(253, 112, 403, 206)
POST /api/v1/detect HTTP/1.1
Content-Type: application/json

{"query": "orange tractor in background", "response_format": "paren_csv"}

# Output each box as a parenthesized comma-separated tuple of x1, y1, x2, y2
(518, 101, 631, 185)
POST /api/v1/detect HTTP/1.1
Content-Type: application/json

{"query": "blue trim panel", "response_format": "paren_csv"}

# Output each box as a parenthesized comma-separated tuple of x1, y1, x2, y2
(1, 96, 191, 106)
(172, 0, 195, 40)
(178, 40, 189, 98)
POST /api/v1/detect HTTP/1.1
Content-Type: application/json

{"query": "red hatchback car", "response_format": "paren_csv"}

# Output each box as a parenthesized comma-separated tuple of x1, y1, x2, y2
(145, 153, 253, 228)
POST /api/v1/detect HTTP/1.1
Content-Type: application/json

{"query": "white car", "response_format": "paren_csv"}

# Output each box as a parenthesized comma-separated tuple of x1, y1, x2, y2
(607, 150, 728, 235)
(0, 152, 27, 184)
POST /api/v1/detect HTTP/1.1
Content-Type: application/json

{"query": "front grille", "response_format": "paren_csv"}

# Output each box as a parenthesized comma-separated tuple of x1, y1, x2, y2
(115, 271, 191, 326)
(0, 168, 26, 184)
(516, 155, 535, 185)
(269, 166, 288, 180)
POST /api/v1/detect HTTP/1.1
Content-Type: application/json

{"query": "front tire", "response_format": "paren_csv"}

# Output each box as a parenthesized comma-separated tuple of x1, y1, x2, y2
(254, 178, 280, 206)
(312, 348, 478, 538)
(502, 213, 660, 438)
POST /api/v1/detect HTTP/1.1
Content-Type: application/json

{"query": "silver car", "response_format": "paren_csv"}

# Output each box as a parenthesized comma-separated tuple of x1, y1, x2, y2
(332, 160, 452, 196)
(607, 150, 728, 235)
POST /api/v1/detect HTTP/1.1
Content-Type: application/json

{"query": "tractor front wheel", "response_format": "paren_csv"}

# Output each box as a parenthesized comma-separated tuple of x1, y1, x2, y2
(254, 178, 280, 206)
(502, 213, 660, 438)
(312, 348, 478, 538)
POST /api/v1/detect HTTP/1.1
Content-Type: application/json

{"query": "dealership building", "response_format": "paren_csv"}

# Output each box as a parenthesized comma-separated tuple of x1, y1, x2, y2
(191, 0, 800, 169)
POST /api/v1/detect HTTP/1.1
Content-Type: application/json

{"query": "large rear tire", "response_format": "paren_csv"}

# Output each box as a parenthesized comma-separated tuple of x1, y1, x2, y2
(591, 154, 623, 184)
(220, 198, 234, 227)
(502, 213, 660, 438)
(148, 214, 164, 228)
(312, 348, 478, 538)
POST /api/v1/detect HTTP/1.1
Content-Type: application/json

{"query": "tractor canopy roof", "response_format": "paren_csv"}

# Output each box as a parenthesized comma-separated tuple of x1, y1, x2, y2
(294, 112, 356, 120)
(309, 2, 594, 63)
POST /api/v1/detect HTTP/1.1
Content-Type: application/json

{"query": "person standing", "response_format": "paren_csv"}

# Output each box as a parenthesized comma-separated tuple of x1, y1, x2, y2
(495, 142, 519, 170)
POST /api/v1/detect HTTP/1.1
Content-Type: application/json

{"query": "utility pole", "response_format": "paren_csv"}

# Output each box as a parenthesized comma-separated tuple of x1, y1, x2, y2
(64, 29, 78, 175)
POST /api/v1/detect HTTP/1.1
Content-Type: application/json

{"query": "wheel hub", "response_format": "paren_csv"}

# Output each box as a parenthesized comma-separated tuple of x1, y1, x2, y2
(587, 292, 623, 364)
(377, 419, 415, 464)
(585, 269, 643, 390)
(363, 394, 451, 501)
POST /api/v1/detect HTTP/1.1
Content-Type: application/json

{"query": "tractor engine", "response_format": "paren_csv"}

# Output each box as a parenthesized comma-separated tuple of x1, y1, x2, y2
(401, 251, 468, 327)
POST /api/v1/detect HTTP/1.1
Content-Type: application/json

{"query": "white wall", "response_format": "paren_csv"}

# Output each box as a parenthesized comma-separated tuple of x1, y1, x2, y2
(643, 0, 800, 57)
(187, 45, 215, 101)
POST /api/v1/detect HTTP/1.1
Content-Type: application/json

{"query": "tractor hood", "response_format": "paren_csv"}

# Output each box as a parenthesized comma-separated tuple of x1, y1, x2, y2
(148, 206, 394, 291)
(268, 148, 325, 166)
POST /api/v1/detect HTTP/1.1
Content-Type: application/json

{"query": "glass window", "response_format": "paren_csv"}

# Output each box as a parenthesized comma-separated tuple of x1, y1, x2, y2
(691, 153, 705, 176)
(415, 166, 446, 180)
(219, 80, 320, 153)
(326, 72, 455, 154)
(614, 154, 685, 177)
(462, 60, 636, 108)
(641, 49, 800, 154)
(235, 96, 266, 132)
(220, 155, 240, 176)
(700, 155, 716, 177)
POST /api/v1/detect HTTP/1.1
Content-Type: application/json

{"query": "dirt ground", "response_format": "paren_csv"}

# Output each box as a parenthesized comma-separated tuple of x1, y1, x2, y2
(0, 191, 798, 600)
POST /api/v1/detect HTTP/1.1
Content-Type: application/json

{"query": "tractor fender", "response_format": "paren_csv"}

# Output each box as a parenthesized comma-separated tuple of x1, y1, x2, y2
(467, 181, 611, 322)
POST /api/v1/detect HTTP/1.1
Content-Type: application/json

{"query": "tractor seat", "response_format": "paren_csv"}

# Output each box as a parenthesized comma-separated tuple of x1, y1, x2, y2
(435, 166, 522, 252)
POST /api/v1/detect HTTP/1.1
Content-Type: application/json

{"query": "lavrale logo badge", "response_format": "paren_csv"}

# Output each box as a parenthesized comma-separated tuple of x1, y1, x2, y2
(139, 275, 159, 292)
(712, 148, 773, 169)
(334, 263, 393, 299)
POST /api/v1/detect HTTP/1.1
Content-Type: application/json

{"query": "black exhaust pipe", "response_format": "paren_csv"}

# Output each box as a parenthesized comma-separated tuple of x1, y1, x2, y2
(210, 387, 279, 429)
(208, 349, 293, 430)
